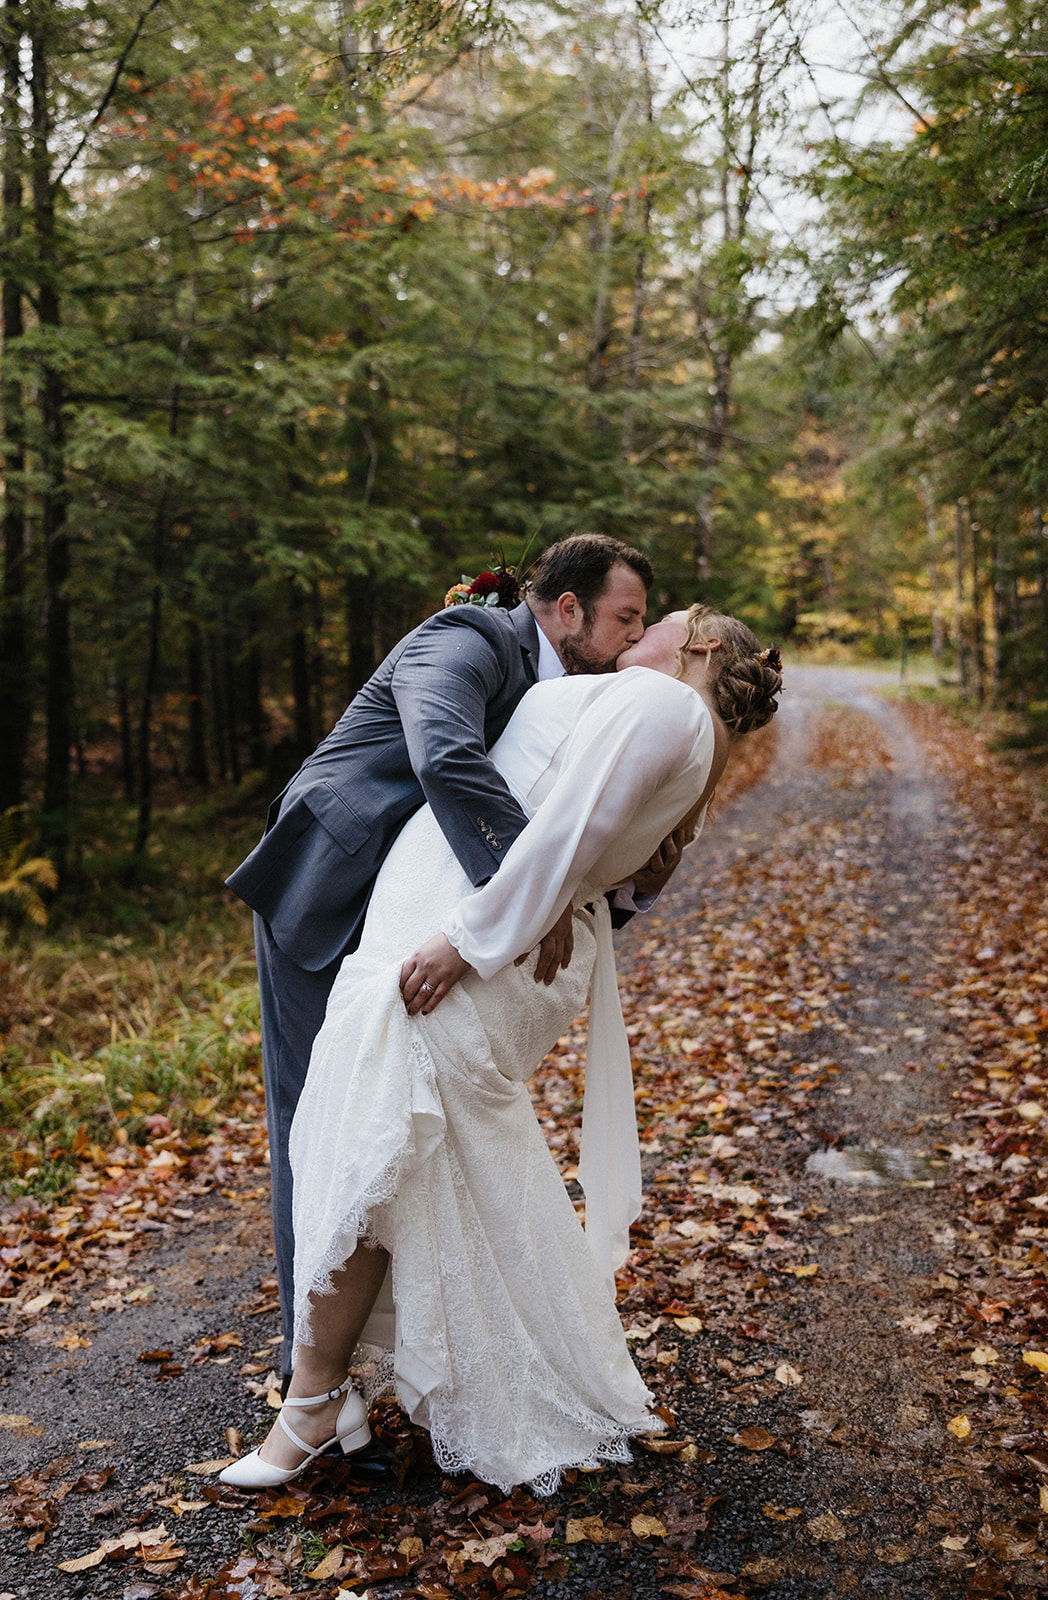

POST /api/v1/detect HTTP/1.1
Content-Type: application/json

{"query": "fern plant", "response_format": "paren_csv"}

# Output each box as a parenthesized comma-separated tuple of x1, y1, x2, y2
(0, 807, 58, 927)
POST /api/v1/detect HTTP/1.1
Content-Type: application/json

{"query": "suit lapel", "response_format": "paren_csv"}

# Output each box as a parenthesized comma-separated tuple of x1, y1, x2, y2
(510, 602, 541, 684)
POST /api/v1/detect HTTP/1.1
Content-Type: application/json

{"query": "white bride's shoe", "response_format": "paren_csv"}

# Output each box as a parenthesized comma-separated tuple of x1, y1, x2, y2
(219, 1377, 371, 1489)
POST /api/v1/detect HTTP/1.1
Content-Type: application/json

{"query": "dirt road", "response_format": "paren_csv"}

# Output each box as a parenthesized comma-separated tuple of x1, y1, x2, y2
(2, 664, 1046, 1599)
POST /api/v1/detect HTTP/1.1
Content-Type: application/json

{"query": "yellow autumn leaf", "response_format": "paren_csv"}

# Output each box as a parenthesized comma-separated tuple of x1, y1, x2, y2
(565, 1515, 618, 1545)
(306, 1544, 345, 1580)
(672, 1315, 703, 1334)
(398, 1536, 424, 1561)
(970, 1345, 998, 1366)
(782, 1263, 818, 1277)
(806, 1512, 846, 1543)
(774, 1362, 803, 1386)
(184, 1458, 234, 1475)
(946, 1414, 971, 1439)
(941, 1535, 969, 1551)
(1021, 1350, 1048, 1373)
(0, 1415, 35, 1430)
(22, 1290, 56, 1314)
(1040, 1486, 1048, 1514)
(631, 1514, 667, 1539)
(57, 1545, 110, 1574)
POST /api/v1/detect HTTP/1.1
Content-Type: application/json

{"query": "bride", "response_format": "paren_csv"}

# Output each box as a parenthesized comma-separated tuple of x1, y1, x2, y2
(221, 604, 782, 1494)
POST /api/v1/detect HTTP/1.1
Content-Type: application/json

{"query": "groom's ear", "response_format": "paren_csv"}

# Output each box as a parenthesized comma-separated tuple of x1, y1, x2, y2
(555, 591, 583, 631)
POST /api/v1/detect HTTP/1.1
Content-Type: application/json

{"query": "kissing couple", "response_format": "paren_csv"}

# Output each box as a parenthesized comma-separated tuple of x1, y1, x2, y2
(224, 533, 782, 1493)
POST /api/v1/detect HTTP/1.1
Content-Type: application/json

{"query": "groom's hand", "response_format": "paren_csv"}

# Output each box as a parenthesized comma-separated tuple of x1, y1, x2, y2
(519, 902, 574, 985)
(631, 824, 692, 898)
(401, 933, 473, 1015)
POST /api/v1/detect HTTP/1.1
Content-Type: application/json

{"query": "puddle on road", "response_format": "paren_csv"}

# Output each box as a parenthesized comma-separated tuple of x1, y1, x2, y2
(805, 1146, 946, 1188)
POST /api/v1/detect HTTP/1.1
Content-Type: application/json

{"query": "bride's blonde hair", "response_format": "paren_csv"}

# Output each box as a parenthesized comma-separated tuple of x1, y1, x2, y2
(674, 603, 782, 735)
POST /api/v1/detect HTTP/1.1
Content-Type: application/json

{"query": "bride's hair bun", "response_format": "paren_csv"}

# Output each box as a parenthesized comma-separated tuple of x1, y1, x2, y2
(675, 604, 783, 735)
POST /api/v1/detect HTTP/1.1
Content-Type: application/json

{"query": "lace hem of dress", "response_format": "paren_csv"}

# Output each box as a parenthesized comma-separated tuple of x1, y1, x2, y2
(293, 1031, 436, 1357)
(350, 1342, 663, 1495)
(429, 1419, 660, 1498)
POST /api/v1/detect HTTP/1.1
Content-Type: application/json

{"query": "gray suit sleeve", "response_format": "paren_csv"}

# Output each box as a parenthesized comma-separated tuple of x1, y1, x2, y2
(390, 619, 530, 886)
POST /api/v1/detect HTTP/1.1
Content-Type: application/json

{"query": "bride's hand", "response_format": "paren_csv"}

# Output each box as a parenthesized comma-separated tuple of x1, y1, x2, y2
(400, 934, 473, 1016)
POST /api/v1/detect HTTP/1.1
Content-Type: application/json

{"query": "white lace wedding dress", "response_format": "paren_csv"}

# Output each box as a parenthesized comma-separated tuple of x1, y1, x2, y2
(289, 666, 714, 1492)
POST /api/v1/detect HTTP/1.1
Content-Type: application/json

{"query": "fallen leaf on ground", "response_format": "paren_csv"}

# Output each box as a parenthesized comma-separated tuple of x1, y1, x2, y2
(447, 1534, 513, 1568)
(947, 1415, 972, 1439)
(742, 1556, 783, 1584)
(875, 1543, 911, 1563)
(806, 1512, 846, 1543)
(731, 1428, 778, 1452)
(564, 1514, 621, 1544)
(305, 1543, 344, 1579)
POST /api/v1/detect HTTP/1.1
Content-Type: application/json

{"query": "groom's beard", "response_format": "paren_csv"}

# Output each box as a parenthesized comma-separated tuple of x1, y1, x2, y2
(560, 627, 620, 676)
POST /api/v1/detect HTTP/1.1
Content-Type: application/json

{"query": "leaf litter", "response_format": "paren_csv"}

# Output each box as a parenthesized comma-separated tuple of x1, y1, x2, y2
(1, 679, 1048, 1596)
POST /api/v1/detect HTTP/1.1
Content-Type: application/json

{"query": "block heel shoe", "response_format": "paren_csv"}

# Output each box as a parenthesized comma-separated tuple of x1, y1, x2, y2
(219, 1376, 370, 1489)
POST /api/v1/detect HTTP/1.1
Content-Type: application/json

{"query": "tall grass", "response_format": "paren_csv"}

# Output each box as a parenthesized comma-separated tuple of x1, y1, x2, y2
(0, 783, 265, 1195)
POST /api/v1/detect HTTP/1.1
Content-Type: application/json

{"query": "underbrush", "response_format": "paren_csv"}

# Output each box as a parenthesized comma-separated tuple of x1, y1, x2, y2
(0, 781, 264, 1196)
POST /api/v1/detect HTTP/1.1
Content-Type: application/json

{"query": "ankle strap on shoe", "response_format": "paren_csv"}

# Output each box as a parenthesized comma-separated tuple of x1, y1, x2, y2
(282, 1376, 351, 1409)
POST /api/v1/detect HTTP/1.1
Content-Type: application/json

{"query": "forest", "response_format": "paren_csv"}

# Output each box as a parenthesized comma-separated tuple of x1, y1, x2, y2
(2, 0, 1047, 889)
(3, 7, 1048, 1595)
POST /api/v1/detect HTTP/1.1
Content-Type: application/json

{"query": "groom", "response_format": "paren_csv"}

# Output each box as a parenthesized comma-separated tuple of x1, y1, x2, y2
(228, 533, 652, 1378)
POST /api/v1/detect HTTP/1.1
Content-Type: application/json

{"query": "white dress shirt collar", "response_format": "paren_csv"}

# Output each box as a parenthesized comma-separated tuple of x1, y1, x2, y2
(535, 620, 566, 682)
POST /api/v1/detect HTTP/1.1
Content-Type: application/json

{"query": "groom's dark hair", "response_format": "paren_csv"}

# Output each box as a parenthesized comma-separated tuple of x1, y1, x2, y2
(527, 534, 652, 622)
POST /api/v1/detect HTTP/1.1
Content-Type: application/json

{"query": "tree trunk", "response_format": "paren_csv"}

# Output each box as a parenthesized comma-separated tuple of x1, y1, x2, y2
(346, 570, 375, 700)
(694, 346, 731, 582)
(622, 15, 654, 464)
(1035, 505, 1048, 700)
(186, 620, 208, 785)
(919, 478, 944, 666)
(243, 631, 266, 771)
(953, 500, 970, 696)
(691, 17, 764, 585)
(0, 0, 28, 812)
(991, 522, 1009, 707)
(209, 630, 229, 782)
(622, 187, 652, 464)
(133, 581, 162, 854)
(117, 672, 135, 803)
(290, 588, 312, 760)
(970, 512, 985, 706)
(30, 15, 72, 866)
(220, 620, 241, 785)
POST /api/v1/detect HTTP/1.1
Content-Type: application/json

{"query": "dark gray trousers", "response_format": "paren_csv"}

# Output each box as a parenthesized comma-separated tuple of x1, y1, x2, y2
(254, 912, 342, 1376)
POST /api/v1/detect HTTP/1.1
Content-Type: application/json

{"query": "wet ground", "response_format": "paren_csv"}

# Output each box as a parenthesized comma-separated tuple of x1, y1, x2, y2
(1, 664, 1044, 1598)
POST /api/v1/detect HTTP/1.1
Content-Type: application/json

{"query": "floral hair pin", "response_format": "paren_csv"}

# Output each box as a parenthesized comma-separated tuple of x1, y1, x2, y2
(759, 645, 783, 673)
(444, 564, 522, 610)
(444, 537, 541, 611)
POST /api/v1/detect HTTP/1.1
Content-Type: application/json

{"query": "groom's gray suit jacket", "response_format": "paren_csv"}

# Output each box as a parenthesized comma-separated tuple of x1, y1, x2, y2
(227, 601, 542, 969)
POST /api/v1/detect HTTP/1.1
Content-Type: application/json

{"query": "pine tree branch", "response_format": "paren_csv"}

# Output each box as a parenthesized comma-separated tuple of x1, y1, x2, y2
(55, 0, 168, 187)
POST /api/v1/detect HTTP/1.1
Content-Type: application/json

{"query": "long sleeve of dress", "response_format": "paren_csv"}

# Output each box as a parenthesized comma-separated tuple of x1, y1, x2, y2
(442, 669, 712, 979)
(442, 668, 715, 1286)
